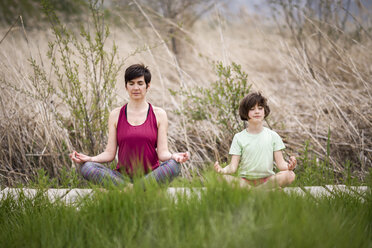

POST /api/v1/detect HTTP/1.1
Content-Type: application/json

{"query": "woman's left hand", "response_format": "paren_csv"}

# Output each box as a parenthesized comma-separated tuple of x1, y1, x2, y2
(172, 152, 190, 163)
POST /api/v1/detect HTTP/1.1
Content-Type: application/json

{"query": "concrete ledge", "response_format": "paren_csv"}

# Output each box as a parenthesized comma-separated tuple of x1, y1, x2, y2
(283, 187, 306, 196)
(62, 189, 93, 204)
(46, 188, 70, 202)
(302, 186, 333, 197)
(0, 188, 38, 200)
(0, 186, 368, 205)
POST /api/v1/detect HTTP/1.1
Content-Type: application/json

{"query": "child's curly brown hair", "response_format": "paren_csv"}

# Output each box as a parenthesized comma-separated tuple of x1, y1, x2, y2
(239, 92, 270, 121)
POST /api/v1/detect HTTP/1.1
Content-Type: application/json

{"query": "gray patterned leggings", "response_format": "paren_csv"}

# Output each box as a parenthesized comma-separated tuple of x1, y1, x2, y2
(79, 159, 181, 186)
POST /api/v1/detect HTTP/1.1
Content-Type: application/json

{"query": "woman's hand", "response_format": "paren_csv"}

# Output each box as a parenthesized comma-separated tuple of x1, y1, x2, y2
(69, 151, 92, 164)
(214, 161, 223, 174)
(287, 156, 297, 170)
(171, 152, 190, 163)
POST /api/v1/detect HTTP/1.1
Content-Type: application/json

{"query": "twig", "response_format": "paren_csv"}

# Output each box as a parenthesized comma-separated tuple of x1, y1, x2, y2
(0, 15, 20, 45)
(341, 6, 372, 40)
(215, 3, 228, 65)
(19, 15, 34, 61)
(0, 168, 29, 178)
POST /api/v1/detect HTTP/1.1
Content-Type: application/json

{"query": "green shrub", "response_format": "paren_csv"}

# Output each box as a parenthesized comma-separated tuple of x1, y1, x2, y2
(30, 0, 124, 155)
(293, 140, 361, 186)
(171, 62, 251, 163)
(0, 0, 86, 26)
(174, 62, 251, 136)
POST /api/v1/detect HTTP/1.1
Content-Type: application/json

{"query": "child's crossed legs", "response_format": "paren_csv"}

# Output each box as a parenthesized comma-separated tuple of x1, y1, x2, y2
(222, 170, 295, 189)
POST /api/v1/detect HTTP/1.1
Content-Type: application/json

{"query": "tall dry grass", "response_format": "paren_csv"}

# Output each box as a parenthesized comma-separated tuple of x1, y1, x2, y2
(0, 30, 73, 185)
(0, 2, 371, 185)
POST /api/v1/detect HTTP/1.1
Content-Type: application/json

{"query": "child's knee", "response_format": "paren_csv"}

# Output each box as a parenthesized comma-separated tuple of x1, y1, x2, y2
(287, 170, 295, 183)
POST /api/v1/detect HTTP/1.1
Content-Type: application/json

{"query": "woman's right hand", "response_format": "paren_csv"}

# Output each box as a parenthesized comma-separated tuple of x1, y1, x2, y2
(214, 161, 223, 174)
(172, 152, 190, 163)
(69, 151, 92, 164)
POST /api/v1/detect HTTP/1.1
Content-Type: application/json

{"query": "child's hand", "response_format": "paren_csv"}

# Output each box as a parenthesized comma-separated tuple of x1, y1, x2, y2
(214, 161, 223, 174)
(287, 156, 297, 170)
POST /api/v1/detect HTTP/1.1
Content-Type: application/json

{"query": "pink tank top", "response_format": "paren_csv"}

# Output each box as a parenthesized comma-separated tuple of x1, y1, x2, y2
(116, 103, 159, 177)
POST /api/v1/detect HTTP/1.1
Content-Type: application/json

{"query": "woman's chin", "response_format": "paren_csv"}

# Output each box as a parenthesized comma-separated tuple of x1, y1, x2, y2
(130, 95, 144, 100)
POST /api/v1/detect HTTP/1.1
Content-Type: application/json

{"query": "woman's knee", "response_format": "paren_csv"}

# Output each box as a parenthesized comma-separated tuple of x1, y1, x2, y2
(82, 161, 96, 167)
(168, 159, 179, 165)
(80, 162, 124, 185)
(167, 159, 181, 174)
(80, 161, 96, 172)
(79, 161, 105, 178)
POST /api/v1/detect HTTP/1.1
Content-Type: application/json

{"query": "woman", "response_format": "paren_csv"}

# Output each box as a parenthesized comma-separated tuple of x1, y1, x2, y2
(70, 64, 190, 186)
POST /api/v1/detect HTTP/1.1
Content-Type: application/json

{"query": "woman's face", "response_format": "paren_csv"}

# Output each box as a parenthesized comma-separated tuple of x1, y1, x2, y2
(126, 76, 149, 100)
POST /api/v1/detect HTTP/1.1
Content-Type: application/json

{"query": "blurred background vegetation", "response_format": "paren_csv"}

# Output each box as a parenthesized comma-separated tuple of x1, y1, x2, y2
(0, 0, 87, 26)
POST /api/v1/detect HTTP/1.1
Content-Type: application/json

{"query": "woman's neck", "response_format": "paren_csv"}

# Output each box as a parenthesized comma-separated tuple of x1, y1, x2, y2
(127, 99, 148, 110)
(246, 122, 263, 134)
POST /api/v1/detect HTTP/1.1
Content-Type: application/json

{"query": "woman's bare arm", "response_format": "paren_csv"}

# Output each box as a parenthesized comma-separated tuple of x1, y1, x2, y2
(154, 106, 189, 163)
(70, 108, 120, 164)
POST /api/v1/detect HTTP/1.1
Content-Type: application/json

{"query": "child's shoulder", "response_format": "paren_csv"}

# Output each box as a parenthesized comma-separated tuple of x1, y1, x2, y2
(234, 128, 281, 138)
(234, 129, 248, 137)
(231, 130, 247, 143)
(264, 127, 282, 140)
(264, 127, 277, 134)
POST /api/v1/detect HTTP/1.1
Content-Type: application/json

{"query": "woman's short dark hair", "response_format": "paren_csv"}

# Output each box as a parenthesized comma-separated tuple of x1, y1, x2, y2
(125, 64, 151, 86)
(239, 92, 270, 121)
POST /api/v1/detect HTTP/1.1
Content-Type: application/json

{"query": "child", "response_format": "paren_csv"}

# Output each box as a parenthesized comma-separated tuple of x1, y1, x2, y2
(214, 92, 296, 188)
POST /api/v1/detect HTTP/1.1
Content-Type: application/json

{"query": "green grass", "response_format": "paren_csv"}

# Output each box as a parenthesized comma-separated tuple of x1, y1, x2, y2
(291, 142, 367, 187)
(1, 178, 371, 248)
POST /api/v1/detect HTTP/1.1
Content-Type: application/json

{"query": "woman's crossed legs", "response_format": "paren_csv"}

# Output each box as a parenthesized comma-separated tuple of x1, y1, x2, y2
(79, 159, 181, 187)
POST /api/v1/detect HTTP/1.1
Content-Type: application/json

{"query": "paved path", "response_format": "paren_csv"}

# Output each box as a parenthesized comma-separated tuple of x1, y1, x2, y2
(0, 186, 369, 205)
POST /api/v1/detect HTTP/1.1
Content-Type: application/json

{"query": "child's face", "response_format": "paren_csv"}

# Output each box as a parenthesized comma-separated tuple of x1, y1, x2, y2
(248, 104, 265, 123)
